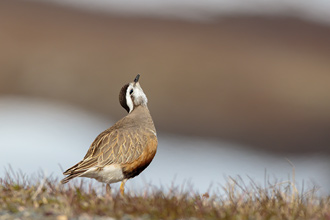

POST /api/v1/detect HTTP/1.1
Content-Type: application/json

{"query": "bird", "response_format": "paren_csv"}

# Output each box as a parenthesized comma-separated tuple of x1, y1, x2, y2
(60, 74, 158, 195)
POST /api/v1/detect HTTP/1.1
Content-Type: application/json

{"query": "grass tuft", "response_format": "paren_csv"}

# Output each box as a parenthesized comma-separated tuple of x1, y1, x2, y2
(0, 168, 330, 219)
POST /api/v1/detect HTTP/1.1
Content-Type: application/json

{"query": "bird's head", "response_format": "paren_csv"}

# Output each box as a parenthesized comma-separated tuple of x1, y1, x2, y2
(119, 74, 148, 113)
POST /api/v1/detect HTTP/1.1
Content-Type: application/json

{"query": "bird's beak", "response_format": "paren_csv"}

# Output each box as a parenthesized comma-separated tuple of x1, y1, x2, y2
(134, 74, 140, 85)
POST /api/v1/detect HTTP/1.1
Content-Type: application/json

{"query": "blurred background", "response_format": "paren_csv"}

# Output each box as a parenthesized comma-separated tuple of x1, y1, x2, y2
(1, 0, 330, 194)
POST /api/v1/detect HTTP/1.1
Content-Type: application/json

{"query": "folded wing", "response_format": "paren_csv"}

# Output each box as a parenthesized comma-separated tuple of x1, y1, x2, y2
(61, 127, 149, 183)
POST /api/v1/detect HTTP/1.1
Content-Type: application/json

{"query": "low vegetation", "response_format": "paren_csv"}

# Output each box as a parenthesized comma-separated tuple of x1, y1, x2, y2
(1, 167, 330, 220)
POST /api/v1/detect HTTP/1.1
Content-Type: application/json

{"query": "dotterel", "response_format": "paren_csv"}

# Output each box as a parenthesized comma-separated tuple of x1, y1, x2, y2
(61, 74, 158, 195)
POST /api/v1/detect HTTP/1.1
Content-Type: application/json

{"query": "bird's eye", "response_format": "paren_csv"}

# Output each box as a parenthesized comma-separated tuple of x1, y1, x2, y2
(129, 89, 133, 95)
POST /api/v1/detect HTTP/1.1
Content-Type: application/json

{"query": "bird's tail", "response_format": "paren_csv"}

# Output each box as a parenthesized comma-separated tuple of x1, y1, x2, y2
(60, 171, 85, 184)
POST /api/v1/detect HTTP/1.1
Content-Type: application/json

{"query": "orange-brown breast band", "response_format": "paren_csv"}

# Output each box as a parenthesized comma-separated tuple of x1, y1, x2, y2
(121, 135, 158, 179)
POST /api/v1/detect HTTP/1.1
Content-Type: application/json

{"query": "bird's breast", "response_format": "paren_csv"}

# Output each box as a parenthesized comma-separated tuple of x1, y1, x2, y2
(121, 135, 158, 179)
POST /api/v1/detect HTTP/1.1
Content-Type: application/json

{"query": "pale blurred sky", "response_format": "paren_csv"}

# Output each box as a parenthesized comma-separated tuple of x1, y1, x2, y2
(33, 0, 330, 23)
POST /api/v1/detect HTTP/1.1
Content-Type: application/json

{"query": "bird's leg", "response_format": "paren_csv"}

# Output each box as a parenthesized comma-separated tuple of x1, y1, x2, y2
(106, 184, 112, 196)
(120, 179, 127, 196)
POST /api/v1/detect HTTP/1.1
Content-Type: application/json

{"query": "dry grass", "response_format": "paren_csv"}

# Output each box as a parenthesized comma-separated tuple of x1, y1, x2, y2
(1, 167, 330, 219)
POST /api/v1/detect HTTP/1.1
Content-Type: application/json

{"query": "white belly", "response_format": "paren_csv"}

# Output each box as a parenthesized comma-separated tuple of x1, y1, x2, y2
(81, 164, 124, 184)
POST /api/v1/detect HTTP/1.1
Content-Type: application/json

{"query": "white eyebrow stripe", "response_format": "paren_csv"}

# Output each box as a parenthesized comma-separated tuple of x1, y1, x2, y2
(125, 85, 134, 113)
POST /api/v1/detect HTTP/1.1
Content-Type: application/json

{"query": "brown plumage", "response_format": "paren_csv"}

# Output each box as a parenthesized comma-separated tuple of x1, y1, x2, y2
(61, 74, 157, 195)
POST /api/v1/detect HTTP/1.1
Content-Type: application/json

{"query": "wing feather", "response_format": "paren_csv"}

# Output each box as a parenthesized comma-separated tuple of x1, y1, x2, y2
(63, 126, 153, 176)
